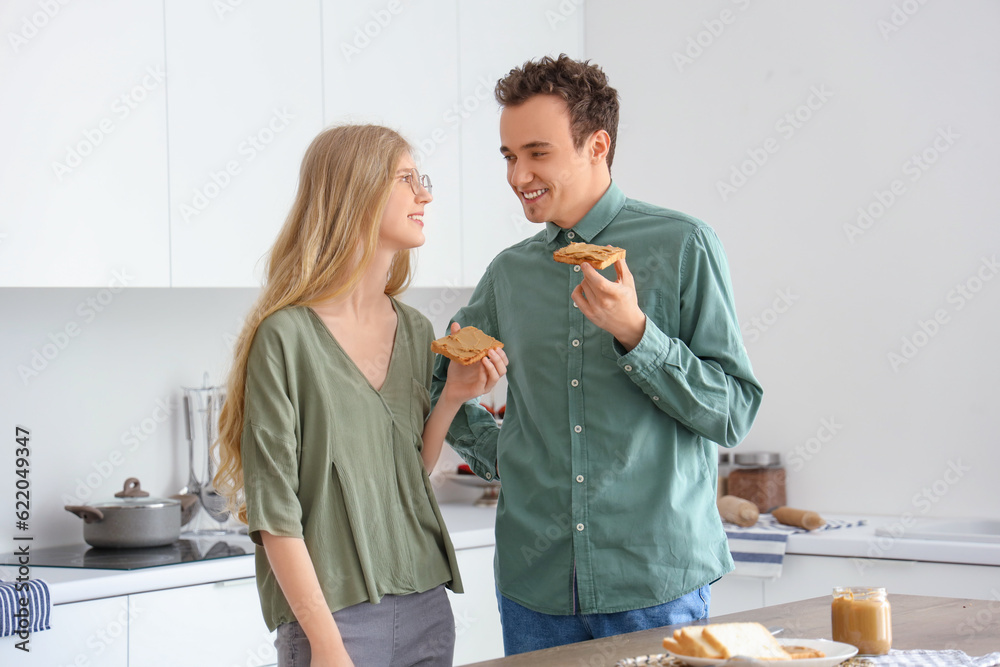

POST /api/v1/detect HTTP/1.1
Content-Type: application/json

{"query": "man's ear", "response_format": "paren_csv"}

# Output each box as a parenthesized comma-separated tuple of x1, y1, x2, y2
(588, 129, 611, 165)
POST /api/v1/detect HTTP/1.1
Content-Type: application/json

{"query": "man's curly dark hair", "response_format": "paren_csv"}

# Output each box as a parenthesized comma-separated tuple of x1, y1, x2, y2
(495, 54, 620, 168)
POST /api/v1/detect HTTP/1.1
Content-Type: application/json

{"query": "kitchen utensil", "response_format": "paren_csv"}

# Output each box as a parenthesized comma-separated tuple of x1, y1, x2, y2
(65, 477, 181, 548)
(181, 374, 244, 534)
(718, 495, 759, 527)
(772, 506, 826, 531)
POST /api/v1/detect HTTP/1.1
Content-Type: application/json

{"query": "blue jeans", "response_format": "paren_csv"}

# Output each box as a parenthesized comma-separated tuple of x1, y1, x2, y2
(497, 583, 710, 656)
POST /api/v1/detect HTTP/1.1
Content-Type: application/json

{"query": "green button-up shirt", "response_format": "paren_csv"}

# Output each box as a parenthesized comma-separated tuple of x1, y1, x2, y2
(432, 183, 762, 615)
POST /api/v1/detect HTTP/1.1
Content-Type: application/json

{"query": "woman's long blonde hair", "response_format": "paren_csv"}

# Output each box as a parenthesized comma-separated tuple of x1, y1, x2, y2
(214, 124, 413, 522)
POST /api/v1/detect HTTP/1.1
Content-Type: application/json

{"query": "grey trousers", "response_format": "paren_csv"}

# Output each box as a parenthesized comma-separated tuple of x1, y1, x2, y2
(275, 585, 455, 667)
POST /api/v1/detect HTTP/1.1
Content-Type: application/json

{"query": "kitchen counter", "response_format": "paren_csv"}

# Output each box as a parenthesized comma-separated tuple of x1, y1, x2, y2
(467, 594, 1000, 665)
(31, 502, 498, 605)
(27, 508, 999, 605)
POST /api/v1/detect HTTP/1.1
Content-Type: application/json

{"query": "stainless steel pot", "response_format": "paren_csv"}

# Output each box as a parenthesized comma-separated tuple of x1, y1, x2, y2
(65, 477, 184, 548)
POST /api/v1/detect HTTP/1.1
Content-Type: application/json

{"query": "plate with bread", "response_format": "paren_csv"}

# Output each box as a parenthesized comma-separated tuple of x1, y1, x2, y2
(662, 622, 857, 666)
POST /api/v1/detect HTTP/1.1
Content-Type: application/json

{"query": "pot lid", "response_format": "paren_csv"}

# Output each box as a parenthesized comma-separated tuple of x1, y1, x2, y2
(90, 477, 180, 509)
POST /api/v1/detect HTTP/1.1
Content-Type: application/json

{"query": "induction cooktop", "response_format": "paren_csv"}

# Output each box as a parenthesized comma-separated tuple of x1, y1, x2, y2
(0, 534, 254, 570)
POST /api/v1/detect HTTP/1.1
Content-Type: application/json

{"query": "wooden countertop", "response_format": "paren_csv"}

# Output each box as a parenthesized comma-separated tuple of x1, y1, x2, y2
(468, 594, 1000, 665)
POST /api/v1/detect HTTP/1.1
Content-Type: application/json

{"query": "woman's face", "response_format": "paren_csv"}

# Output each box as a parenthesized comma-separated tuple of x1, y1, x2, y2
(378, 154, 432, 252)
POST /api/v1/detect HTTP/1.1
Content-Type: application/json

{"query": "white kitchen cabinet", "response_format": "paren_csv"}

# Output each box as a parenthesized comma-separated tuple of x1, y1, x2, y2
(709, 573, 766, 617)
(450, 545, 504, 665)
(764, 554, 1000, 609)
(0, 596, 129, 666)
(129, 577, 276, 667)
(322, 0, 463, 288)
(457, 0, 586, 286)
(164, 1, 325, 287)
(0, 0, 170, 287)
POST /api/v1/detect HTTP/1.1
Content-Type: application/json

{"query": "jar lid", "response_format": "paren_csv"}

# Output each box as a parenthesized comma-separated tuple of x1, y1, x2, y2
(733, 452, 782, 467)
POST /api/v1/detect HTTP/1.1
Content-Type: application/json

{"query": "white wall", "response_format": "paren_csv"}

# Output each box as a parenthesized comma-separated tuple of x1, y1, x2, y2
(585, 1, 1000, 518)
(2, 1, 998, 552)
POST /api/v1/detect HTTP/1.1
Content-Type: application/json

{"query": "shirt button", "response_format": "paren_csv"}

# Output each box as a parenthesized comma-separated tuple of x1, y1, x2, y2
(574, 425, 582, 433)
(573, 265, 581, 272)
(567, 231, 576, 239)
(653, 396, 660, 401)
(571, 379, 579, 387)
(485, 472, 492, 480)
(576, 475, 584, 483)
(624, 364, 633, 372)
(576, 523, 585, 531)
(573, 302, 579, 308)
(572, 339, 580, 347)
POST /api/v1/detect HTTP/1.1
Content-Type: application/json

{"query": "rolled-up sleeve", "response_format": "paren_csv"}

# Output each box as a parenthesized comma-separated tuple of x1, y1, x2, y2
(241, 326, 302, 545)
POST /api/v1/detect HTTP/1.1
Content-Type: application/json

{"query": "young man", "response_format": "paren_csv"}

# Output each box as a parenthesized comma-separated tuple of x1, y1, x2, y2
(431, 55, 763, 655)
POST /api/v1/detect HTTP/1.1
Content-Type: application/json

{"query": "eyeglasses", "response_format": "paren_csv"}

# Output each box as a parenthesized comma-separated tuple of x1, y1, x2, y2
(402, 168, 432, 196)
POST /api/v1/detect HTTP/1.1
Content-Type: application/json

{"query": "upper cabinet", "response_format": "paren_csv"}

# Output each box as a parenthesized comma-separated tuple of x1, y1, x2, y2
(0, 0, 170, 287)
(322, 0, 462, 288)
(1, 1, 583, 288)
(457, 0, 585, 285)
(165, 1, 324, 287)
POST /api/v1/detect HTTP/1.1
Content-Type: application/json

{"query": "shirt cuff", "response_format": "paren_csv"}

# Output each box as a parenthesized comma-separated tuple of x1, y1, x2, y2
(614, 316, 676, 376)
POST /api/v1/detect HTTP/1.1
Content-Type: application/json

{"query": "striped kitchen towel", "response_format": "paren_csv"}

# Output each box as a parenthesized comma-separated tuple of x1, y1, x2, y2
(723, 514, 867, 578)
(861, 649, 1000, 666)
(0, 579, 52, 637)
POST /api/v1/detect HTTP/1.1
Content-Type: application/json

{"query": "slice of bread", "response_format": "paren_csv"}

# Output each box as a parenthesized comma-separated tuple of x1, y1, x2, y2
(675, 626, 724, 659)
(702, 622, 790, 661)
(661, 636, 683, 654)
(431, 326, 503, 366)
(552, 242, 626, 270)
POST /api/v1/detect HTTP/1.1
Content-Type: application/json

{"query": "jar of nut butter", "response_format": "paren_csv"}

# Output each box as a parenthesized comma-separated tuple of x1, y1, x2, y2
(832, 587, 892, 655)
(726, 452, 786, 513)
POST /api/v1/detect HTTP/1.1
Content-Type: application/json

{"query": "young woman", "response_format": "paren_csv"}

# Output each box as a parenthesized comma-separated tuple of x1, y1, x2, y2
(215, 124, 507, 667)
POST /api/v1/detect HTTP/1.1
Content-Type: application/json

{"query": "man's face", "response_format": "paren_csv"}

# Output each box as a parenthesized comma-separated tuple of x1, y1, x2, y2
(499, 94, 603, 229)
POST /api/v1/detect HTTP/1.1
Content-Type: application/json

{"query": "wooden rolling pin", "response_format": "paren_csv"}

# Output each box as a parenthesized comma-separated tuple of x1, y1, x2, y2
(772, 506, 826, 531)
(718, 495, 759, 527)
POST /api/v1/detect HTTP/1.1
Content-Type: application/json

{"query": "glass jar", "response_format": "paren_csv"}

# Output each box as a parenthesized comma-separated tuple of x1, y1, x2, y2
(831, 587, 892, 655)
(726, 452, 786, 513)
(717, 451, 732, 499)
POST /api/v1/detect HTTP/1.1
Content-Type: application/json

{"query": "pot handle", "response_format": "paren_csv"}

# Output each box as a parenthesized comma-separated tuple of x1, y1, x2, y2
(65, 505, 104, 523)
(115, 477, 150, 498)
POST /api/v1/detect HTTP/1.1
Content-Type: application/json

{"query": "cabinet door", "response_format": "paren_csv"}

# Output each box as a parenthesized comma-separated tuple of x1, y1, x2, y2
(165, 1, 325, 287)
(322, 0, 462, 288)
(0, 596, 129, 666)
(450, 545, 504, 665)
(0, 0, 169, 286)
(710, 573, 766, 617)
(457, 0, 585, 286)
(129, 578, 276, 667)
(766, 555, 1000, 610)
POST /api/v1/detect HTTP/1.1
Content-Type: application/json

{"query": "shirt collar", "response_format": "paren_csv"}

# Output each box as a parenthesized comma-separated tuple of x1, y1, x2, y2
(544, 181, 626, 245)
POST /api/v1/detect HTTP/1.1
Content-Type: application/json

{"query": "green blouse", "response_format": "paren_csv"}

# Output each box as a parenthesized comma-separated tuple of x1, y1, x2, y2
(241, 298, 461, 632)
